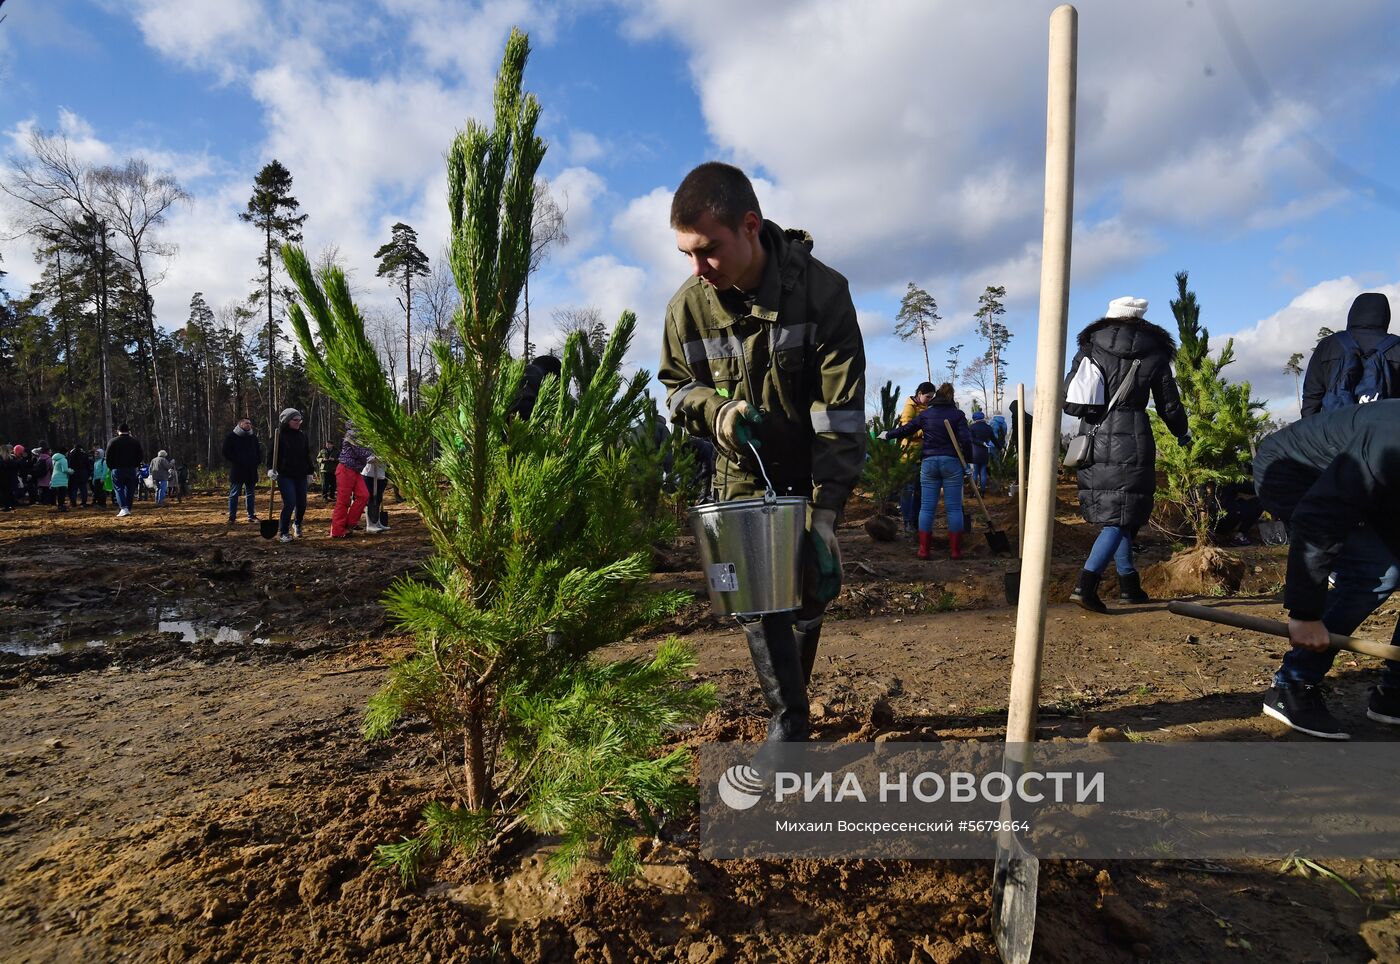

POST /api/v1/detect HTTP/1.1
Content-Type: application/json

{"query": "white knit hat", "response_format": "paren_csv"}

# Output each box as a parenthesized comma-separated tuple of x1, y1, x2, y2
(1105, 296, 1148, 319)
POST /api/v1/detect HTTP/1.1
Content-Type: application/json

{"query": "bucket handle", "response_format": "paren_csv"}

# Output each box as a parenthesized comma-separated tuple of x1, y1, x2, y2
(748, 441, 778, 504)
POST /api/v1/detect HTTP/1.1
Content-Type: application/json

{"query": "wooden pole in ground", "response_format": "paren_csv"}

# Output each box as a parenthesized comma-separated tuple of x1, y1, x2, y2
(1006, 3, 1077, 750)
(993, 10, 1076, 962)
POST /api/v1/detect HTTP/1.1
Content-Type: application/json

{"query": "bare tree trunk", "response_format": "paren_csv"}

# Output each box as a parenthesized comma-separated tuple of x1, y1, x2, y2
(920, 330, 931, 382)
(131, 262, 168, 445)
(404, 268, 413, 414)
(54, 249, 78, 443)
(266, 221, 276, 437)
(98, 228, 114, 441)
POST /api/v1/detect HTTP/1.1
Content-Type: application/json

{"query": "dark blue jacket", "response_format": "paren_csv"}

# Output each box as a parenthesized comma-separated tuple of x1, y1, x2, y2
(886, 401, 972, 461)
(968, 419, 995, 464)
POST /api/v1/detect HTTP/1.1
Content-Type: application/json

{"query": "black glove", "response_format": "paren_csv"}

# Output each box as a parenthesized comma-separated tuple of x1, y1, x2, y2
(1177, 434, 1192, 449)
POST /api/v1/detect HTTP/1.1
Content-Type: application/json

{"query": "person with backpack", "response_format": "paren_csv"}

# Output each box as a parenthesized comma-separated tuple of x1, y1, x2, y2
(1063, 297, 1190, 612)
(881, 383, 973, 560)
(148, 450, 174, 506)
(1301, 293, 1399, 416)
(1255, 400, 1400, 739)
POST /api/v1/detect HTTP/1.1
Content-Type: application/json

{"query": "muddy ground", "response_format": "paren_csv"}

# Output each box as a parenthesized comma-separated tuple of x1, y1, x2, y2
(3, 489, 1400, 962)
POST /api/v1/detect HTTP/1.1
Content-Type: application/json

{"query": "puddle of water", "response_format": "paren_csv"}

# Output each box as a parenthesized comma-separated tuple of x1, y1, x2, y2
(2, 603, 289, 657)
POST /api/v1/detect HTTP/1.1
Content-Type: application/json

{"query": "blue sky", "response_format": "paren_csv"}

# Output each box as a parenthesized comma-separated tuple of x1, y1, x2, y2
(2, 0, 1398, 421)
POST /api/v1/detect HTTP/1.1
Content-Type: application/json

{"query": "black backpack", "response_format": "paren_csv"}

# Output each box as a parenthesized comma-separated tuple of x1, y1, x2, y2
(1320, 331, 1400, 411)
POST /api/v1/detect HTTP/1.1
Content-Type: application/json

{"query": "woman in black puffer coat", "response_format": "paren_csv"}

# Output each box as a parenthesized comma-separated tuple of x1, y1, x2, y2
(1063, 297, 1190, 612)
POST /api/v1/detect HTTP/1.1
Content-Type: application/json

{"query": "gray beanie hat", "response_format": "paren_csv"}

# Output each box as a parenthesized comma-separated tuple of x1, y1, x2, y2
(280, 408, 302, 424)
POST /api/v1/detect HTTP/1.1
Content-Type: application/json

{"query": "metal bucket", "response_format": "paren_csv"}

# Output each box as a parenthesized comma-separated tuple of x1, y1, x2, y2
(689, 495, 808, 617)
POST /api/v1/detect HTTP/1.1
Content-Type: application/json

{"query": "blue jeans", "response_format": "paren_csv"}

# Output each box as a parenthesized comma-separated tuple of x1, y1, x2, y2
(1276, 526, 1400, 688)
(111, 468, 138, 510)
(155, 479, 168, 505)
(228, 481, 256, 520)
(1085, 525, 1136, 575)
(277, 475, 309, 535)
(971, 462, 990, 491)
(919, 456, 964, 533)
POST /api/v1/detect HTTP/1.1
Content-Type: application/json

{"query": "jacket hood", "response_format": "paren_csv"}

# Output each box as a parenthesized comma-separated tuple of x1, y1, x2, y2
(1347, 292, 1391, 333)
(1078, 317, 1177, 358)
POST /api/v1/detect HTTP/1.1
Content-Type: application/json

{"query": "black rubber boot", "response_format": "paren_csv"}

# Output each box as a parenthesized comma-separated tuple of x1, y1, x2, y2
(795, 617, 824, 685)
(1117, 570, 1150, 603)
(741, 615, 810, 742)
(1070, 570, 1108, 614)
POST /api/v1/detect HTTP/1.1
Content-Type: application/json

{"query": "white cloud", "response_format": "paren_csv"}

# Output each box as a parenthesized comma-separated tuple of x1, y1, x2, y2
(127, 0, 266, 75)
(564, 130, 605, 165)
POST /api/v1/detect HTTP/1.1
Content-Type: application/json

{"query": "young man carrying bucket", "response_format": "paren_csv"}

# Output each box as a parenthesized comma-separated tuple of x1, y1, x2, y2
(659, 161, 867, 744)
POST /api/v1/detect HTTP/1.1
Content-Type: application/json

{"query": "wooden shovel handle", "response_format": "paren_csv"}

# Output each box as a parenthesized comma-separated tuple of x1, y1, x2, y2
(943, 419, 998, 529)
(1167, 600, 1400, 663)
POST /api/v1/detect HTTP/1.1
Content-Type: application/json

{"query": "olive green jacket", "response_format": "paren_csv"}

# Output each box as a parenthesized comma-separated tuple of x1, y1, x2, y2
(659, 220, 867, 512)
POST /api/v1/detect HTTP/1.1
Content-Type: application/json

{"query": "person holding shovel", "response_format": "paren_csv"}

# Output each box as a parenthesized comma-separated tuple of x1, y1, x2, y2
(880, 382, 972, 560)
(659, 161, 867, 745)
(1063, 296, 1189, 612)
(267, 408, 312, 542)
(1255, 399, 1400, 740)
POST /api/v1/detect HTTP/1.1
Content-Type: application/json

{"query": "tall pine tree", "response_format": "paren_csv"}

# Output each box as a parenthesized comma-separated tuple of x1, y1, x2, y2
(240, 160, 307, 435)
(373, 222, 430, 413)
(895, 283, 939, 382)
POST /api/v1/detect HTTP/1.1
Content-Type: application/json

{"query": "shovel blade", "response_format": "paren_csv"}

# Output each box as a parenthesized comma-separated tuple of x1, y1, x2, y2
(986, 528, 1013, 557)
(259, 519, 279, 539)
(992, 842, 1039, 964)
(1003, 569, 1021, 605)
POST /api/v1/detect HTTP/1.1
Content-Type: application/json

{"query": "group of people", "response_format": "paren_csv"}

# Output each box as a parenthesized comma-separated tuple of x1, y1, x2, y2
(656, 159, 1400, 753)
(879, 384, 1024, 560)
(0, 426, 189, 517)
(221, 409, 392, 543)
(1058, 290, 1400, 741)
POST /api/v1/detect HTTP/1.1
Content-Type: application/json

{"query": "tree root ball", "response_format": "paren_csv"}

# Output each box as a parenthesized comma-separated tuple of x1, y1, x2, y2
(864, 515, 899, 542)
(1142, 545, 1246, 598)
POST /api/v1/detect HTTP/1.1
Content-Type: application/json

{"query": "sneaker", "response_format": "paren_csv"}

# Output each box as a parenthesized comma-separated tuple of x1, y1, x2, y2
(278, 533, 293, 543)
(365, 521, 386, 534)
(248, 514, 260, 523)
(1262, 683, 1350, 740)
(1366, 686, 1400, 726)
(117, 508, 131, 518)
(292, 523, 303, 539)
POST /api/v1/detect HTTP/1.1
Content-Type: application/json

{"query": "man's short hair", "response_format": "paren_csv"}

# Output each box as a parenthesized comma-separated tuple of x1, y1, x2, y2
(117, 423, 130, 433)
(670, 162, 761, 231)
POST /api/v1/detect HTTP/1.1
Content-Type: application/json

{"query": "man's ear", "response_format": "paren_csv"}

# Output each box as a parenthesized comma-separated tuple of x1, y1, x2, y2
(742, 210, 761, 238)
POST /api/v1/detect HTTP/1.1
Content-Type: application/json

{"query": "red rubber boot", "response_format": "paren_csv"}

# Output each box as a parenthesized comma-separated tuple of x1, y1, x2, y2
(949, 531, 963, 560)
(917, 531, 932, 559)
